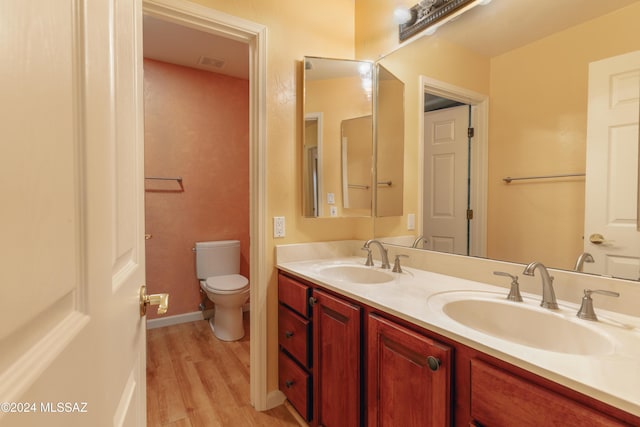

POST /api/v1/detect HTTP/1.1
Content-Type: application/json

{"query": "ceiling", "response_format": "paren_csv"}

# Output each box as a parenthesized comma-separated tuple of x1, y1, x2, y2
(142, 1, 638, 79)
(142, 14, 249, 79)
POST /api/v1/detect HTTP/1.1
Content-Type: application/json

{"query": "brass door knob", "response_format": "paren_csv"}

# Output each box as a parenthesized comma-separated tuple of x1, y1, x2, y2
(589, 233, 606, 245)
(139, 285, 169, 316)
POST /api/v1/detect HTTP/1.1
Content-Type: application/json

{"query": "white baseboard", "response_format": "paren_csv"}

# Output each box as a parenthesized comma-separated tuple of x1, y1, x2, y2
(266, 390, 286, 409)
(146, 309, 214, 329)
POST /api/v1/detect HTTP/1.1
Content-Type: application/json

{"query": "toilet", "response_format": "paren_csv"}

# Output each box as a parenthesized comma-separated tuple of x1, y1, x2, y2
(195, 240, 249, 341)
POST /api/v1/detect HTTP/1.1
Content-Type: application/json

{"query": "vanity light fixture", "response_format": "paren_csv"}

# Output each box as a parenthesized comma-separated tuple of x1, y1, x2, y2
(397, 0, 492, 41)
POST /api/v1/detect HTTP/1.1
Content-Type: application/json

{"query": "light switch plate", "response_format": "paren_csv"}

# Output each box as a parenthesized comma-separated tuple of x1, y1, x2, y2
(327, 193, 335, 204)
(273, 216, 285, 238)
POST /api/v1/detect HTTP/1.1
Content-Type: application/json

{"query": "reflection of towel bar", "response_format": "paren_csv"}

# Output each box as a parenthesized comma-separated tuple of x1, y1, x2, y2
(377, 180, 392, 186)
(348, 184, 370, 190)
(145, 176, 183, 183)
(502, 173, 585, 183)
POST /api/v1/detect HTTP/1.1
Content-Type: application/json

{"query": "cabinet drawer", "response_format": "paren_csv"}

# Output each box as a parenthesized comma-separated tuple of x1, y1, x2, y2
(278, 273, 310, 317)
(279, 350, 312, 421)
(470, 359, 627, 427)
(278, 305, 311, 368)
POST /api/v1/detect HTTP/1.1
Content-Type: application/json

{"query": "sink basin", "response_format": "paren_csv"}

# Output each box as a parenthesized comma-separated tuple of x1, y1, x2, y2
(317, 265, 394, 284)
(430, 292, 614, 355)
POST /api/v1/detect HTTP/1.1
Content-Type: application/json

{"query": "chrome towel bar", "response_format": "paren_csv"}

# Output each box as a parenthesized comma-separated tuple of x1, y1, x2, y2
(503, 173, 585, 183)
(145, 176, 183, 183)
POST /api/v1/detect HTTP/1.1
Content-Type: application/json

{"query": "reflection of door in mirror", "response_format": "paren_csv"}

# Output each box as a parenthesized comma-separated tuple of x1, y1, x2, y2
(304, 113, 323, 217)
(423, 105, 470, 255)
(342, 116, 373, 217)
(584, 50, 640, 281)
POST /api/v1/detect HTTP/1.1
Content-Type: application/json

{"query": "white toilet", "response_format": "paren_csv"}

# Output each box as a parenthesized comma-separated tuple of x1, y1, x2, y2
(195, 240, 249, 341)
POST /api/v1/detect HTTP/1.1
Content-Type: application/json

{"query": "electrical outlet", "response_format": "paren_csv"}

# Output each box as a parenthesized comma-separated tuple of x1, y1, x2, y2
(407, 213, 415, 230)
(330, 206, 338, 217)
(273, 216, 285, 238)
(327, 193, 335, 204)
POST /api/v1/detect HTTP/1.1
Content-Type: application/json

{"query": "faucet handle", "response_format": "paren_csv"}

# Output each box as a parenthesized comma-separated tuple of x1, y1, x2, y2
(493, 271, 523, 302)
(361, 247, 374, 266)
(392, 254, 409, 273)
(577, 289, 620, 321)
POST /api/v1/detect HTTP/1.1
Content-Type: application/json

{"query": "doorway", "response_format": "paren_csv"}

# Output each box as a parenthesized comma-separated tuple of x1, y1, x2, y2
(142, 0, 269, 410)
(418, 76, 489, 258)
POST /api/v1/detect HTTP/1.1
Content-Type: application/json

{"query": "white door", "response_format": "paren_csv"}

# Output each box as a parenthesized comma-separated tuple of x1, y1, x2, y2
(584, 50, 640, 280)
(0, 1, 149, 426)
(423, 105, 470, 255)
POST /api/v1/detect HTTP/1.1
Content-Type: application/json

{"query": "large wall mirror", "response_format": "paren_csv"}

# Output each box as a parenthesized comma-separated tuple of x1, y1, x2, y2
(374, 1, 640, 281)
(303, 57, 405, 218)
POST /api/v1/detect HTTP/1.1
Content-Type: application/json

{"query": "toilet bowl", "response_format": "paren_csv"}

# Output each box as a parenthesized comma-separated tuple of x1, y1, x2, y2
(195, 240, 250, 341)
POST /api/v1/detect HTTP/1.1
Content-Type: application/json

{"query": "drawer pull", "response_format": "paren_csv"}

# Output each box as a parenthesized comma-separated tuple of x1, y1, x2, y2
(427, 356, 441, 371)
(285, 330, 294, 338)
(309, 296, 317, 307)
(285, 380, 294, 388)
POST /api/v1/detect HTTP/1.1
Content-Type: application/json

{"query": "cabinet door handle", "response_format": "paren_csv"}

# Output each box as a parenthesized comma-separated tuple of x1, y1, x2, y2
(309, 296, 317, 306)
(427, 356, 441, 371)
(285, 330, 294, 338)
(285, 380, 294, 388)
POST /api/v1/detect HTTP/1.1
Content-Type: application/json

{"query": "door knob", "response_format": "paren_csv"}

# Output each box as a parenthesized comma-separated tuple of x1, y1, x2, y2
(589, 233, 607, 245)
(139, 285, 169, 316)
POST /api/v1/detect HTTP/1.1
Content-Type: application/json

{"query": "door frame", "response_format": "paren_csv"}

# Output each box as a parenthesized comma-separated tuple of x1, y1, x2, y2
(142, 0, 269, 410)
(418, 76, 488, 257)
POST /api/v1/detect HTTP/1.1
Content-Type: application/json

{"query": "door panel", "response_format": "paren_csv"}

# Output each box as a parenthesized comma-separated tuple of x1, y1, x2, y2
(0, 0, 146, 425)
(367, 314, 451, 427)
(313, 289, 361, 427)
(584, 50, 640, 280)
(423, 105, 469, 255)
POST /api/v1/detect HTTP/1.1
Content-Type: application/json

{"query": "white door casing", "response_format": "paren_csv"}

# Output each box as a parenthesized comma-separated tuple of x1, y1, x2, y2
(584, 50, 640, 280)
(1, 0, 146, 426)
(423, 105, 470, 255)
(141, 0, 271, 410)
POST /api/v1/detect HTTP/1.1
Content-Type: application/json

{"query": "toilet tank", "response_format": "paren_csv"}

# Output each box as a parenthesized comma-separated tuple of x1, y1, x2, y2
(195, 240, 241, 279)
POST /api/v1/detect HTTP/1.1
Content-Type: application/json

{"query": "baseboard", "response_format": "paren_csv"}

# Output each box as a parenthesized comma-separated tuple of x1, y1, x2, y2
(146, 309, 214, 329)
(266, 389, 286, 409)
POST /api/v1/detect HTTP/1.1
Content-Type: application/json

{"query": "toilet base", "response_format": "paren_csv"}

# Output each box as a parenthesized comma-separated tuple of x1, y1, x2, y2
(209, 305, 245, 341)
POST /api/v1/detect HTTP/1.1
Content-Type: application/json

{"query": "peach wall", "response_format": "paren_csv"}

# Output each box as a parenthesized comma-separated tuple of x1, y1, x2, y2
(487, 4, 640, 269)
(143, 59, 249, 320)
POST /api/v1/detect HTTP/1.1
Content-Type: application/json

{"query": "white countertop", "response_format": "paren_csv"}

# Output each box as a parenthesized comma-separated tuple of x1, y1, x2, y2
(277, 256, 640, 417)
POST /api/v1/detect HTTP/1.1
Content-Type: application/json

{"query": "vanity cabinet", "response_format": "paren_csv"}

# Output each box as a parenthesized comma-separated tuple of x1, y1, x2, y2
(469, 359, 629, 427)
(311, 289, 361, 427)
(278, 270, 640, 427)
(367, 314, 452, 427)
(278, 273, 313, 421)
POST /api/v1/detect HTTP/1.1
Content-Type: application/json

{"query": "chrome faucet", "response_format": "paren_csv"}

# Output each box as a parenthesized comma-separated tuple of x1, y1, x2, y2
(574, 252, 594, 272)
(522, 261, 558, 309)
(364, 239, 391, 269)
(411, 235, 426, 248)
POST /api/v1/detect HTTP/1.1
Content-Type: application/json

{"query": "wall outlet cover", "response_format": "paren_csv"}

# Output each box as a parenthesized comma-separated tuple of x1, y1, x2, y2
(330, 206, 338, 217)
(273, 216, 285, 238)
(407, 213, 415, 230)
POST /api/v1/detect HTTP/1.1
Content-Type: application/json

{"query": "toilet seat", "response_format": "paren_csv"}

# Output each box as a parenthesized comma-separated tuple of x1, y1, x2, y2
(203, 274, 249, 294)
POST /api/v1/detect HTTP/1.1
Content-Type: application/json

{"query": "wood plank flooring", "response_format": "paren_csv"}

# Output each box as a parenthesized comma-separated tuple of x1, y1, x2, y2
(147, 313, 300, 426)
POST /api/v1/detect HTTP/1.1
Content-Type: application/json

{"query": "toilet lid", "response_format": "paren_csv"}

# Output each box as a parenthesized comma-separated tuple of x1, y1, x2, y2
(204, 274, 249, 293)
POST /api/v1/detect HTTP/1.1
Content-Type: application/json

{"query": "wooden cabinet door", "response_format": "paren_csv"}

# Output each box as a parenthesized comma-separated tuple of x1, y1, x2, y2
(368, 314, 452, 427)
(312, 289, 361, 427)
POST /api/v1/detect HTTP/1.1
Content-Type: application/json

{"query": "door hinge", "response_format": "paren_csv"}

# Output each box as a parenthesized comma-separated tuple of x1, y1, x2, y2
(467, 209, 474, 220)
(468, 127, 474, 138)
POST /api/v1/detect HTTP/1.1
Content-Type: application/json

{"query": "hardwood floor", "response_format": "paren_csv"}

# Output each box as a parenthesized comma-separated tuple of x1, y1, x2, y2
(147, 313, 300, 426)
